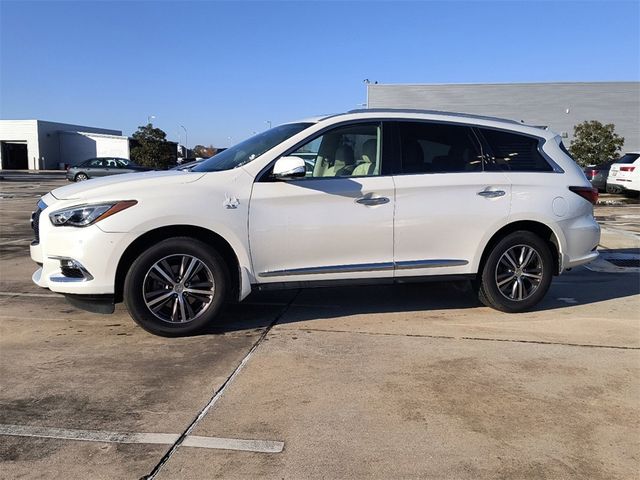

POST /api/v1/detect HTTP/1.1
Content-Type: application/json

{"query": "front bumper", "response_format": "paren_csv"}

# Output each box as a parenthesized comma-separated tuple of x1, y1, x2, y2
(30, 219, 134, 296)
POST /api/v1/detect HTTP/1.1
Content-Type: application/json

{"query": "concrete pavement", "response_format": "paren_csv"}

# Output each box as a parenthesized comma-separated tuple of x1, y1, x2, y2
(0, 178, 638, 479)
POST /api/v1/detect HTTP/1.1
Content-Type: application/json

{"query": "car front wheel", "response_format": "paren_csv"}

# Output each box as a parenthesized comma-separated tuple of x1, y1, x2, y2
(476, 231, 553, 313)
(75, 173, 89, 181)
(123, 237, 228, 336)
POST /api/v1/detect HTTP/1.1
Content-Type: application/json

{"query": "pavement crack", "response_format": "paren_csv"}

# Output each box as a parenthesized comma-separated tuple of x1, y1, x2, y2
(142, 291, 300, 480)
(292, 327, 639, 350)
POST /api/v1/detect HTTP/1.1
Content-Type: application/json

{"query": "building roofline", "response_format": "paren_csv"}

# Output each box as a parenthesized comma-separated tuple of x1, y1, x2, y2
(60, 130, 127, 140)
(368, 81, 640, 87)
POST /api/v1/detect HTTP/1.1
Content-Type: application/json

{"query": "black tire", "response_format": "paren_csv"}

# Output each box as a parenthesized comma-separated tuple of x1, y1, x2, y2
(476, 231, 553, 313)
(123, 237, 228, 336)
(75, 172, 89, 182)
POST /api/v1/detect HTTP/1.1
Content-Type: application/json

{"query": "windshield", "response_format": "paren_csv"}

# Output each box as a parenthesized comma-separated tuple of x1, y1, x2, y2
(193, 123, 313, 172)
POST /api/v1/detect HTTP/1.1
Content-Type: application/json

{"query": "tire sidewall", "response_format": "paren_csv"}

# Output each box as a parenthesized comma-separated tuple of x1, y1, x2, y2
(481, 231, 553, 312)
(124, 237, 228, 336)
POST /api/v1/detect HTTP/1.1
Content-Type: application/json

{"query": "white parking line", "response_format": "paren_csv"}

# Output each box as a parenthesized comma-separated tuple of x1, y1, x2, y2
(0, 292, 61, 298)
(1, 238, 32, 245)
(0, 424, 284, 453)
(182, 435, 284, 453)
(557, 297, 578, 304)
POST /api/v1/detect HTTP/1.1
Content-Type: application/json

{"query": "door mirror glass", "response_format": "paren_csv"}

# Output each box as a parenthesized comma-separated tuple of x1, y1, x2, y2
(273, 156, 306, 179)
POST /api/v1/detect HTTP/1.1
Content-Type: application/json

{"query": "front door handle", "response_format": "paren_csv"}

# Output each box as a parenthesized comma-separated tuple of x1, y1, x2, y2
(477, 189, 506, 198)
(356, 197, 390, 206)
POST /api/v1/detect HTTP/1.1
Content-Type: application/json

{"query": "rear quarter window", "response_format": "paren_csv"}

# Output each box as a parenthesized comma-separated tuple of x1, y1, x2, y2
(479, 129, 553, 172)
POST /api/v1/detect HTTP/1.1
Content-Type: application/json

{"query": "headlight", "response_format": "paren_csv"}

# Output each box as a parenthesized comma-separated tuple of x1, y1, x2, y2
(49, 200, 137, 227)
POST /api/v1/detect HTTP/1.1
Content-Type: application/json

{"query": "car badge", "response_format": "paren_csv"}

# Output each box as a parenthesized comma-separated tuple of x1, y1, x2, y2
(223, 194, 239, 209)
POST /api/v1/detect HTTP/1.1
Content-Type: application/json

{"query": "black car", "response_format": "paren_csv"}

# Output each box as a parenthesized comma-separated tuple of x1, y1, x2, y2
(66, 157, 152, 182)
(584, 159, 616, 192)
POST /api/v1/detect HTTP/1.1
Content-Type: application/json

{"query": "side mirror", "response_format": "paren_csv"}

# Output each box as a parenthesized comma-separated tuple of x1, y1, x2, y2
(273, 156, 306, 179)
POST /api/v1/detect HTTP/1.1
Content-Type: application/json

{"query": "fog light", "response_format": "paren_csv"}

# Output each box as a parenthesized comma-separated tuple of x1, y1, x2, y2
(50, 257, 93, 281)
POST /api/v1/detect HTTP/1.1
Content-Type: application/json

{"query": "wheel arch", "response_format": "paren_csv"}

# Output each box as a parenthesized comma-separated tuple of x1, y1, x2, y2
(477, 220, 562, 277)
(114, 225, 243, 303)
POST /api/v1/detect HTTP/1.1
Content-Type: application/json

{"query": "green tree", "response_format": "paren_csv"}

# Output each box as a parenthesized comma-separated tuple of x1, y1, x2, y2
(569, 120, 624, 167)
(130, 123, 174, 169)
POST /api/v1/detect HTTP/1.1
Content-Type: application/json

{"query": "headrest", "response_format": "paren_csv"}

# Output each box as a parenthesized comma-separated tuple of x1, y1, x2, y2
(334, 145, 355, 166)
(362, 139, 377, 163)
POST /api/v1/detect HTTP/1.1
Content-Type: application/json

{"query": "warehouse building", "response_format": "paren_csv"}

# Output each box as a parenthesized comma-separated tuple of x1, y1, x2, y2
(0, 120, 129, 170)
(367, 82, 640, 151)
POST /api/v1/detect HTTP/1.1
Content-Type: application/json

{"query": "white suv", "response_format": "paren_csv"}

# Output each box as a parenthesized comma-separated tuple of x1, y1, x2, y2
(607, 152, 640, 193)
(30, 109, 600, 336)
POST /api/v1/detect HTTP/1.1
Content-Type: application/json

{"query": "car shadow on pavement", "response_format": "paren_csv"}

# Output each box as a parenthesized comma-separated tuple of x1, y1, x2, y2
(203, 263, 640, 336)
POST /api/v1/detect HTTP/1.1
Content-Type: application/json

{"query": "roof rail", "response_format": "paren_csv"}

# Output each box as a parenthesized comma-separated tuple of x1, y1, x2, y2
(345, 108, 523, 125)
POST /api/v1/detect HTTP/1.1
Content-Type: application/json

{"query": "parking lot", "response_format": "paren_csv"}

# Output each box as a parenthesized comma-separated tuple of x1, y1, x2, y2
(1, 177, 639, 479)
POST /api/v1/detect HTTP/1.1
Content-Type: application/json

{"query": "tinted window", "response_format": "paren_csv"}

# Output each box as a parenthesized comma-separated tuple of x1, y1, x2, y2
(288, 123, 381, 178)
(617, 153, 640, 164)
(397, 122, 482, 174)
(88, 159, 105, 167)
(480, 129, 552, 172)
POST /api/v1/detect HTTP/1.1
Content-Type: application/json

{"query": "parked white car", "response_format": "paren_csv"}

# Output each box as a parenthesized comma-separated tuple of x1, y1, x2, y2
(607, 152, 640, 193)
(30, 109, 600, 336)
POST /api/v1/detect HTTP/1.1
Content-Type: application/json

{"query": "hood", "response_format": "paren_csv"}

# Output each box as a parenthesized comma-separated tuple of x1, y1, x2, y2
(51, 170, 207, 201)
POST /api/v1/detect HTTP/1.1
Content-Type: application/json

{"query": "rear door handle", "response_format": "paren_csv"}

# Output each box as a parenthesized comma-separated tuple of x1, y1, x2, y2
(477, 189, 506, 198)
(356, 197, 390, 206)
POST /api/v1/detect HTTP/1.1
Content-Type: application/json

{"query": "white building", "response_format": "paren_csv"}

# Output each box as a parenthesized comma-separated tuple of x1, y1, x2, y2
(0, 120, 130, 170)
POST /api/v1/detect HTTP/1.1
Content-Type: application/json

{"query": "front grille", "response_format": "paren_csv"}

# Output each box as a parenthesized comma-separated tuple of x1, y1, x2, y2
(31, 208, 41, 245)
(31, 199, 46, 245)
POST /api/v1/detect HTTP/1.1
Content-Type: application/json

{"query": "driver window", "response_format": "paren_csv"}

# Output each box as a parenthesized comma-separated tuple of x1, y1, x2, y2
(289, 123, 381, 178)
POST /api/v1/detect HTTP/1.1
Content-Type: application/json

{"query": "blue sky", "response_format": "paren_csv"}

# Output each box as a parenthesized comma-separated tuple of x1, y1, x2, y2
(1, 0, 638, 147)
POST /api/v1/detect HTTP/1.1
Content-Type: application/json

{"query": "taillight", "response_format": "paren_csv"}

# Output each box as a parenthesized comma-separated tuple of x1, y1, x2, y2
(620, 166, 635, 172)
(569, 186, 598, 205)
(585, 169, 598, 178)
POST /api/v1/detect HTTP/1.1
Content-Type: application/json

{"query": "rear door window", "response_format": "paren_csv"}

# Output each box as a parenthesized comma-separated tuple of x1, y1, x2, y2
(88, 159, 105, 167)
(478, 129, 552, 172)
(396, 122, 482, 174)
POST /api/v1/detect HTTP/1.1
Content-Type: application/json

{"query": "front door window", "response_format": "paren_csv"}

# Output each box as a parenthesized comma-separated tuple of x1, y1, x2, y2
(288, 123, 381, 178)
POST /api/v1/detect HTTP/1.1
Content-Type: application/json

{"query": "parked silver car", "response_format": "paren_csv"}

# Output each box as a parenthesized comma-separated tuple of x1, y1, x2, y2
(66, 157, 151, 182)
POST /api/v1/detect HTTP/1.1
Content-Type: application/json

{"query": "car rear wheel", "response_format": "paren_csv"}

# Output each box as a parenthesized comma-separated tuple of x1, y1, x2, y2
(123, 237, 228, 336)
(476, 231, 553, 313)
(75, 173, 89, 182)
(606, 184, 623, 194)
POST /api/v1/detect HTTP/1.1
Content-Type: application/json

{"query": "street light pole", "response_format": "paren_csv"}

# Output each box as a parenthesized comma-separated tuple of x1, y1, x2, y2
(180, 125, 188, 157)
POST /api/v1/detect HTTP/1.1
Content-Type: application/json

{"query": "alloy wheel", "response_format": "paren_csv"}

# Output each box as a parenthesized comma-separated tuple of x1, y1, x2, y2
(142, 254, 215, 324)
(494, 244, 543, 301)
